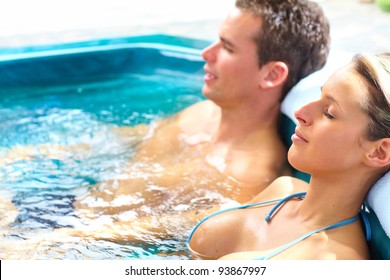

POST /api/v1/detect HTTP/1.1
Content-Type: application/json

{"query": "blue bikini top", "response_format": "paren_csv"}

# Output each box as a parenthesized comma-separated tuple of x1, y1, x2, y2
(187, 192, 365, 260)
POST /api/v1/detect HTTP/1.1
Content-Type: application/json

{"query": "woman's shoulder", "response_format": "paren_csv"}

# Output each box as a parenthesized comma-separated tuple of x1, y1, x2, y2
(248, 176, 309, 203)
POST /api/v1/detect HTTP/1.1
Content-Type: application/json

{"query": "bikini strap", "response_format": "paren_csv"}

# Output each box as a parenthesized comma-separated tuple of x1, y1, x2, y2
(260, 191, 360, 259)
(256, 214, 360, 260)
(265, 192, 306, 222)
(187, 191, 361, 260)
(186, 197, 284, 259)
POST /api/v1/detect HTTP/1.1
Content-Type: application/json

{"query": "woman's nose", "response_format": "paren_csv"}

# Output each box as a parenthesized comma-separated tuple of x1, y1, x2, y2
(201, 41, 218, 62)
(294, 102, 314, 126)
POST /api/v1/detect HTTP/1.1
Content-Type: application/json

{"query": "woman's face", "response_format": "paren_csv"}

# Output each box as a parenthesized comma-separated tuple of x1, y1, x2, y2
(288, 64, 373, 176)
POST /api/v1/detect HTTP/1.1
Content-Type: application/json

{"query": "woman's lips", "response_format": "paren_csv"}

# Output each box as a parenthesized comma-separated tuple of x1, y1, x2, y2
(291, 129, 308, 143)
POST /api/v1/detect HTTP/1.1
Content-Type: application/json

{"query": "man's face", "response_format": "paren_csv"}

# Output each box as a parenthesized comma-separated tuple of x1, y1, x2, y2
(201, 8, 263, 108)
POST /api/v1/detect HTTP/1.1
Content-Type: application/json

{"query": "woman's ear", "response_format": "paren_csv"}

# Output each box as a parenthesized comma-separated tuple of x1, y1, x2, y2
(365, 138, 390, 168)
(258, 61, 289, 90)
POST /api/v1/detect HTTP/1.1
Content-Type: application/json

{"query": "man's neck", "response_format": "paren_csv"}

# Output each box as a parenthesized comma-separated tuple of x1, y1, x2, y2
(213, 101, 281, 145)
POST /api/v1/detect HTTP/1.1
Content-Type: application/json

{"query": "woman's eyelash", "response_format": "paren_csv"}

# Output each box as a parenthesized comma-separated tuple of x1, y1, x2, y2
(323, 110, 334, 119)
(222, 45, 233, 52)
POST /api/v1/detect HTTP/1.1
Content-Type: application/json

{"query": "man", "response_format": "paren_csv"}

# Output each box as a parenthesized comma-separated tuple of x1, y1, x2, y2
(0, 0, 330, 250)
(147, 0, 330, 187)
(71, 0, 330, 240)
(96, 0, 329, 191)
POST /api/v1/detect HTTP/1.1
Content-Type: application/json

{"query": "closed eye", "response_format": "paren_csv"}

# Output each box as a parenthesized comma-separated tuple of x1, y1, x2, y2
(222, 43, 233, 53)
(220, 37, 235, 53)
(323, 109, 334, 119)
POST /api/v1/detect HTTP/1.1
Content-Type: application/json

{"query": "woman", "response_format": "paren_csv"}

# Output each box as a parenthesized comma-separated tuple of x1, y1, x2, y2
(187, 53, 390, 260)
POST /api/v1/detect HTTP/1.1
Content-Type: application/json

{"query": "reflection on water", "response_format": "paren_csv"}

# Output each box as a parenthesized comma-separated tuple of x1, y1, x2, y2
(0, 70, 251, 259)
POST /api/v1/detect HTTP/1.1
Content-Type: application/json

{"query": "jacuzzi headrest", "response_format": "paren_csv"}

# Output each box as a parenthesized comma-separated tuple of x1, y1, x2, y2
(368, 172, 390, 239)
(366, 171, 390, 259)
(281, 49, 354, 124)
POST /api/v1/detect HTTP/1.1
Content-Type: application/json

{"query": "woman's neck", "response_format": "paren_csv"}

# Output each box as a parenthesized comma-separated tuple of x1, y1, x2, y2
(297, 172, 372, 226)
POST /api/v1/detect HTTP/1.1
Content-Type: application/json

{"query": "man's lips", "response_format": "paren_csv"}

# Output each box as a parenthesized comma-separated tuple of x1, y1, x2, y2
(204, 73, 217, 81)
(204, 67, 217, 81)
(291, 129, 308, 143)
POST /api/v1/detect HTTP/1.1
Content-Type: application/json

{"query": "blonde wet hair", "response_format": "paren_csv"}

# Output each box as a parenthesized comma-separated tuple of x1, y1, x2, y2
(353, 53, 390, 141)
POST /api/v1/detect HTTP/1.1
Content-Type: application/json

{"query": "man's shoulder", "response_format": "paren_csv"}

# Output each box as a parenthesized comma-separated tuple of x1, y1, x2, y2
(177, 100, 219, 132)
(249, 176, 309, 203)
(270, 176, 309, 194)
(179, 100, 216, 119)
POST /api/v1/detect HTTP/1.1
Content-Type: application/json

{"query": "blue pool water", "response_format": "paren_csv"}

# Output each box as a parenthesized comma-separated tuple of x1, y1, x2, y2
(0, 71, 203, 147)
(0, 35, 222, 259)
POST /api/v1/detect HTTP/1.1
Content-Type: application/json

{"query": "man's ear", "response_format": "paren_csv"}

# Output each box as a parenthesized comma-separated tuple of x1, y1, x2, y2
(258, 61, 289, 89)
(365, 138, 390, 168)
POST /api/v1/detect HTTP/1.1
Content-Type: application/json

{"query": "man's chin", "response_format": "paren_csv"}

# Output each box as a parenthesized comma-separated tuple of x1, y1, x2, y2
(202, 87, 215, 99)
